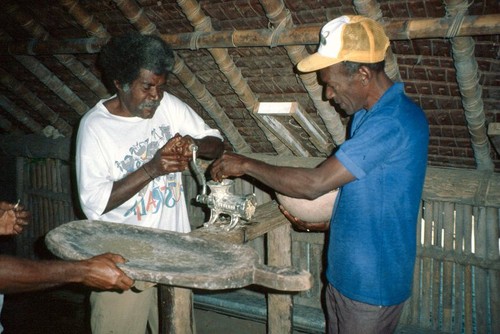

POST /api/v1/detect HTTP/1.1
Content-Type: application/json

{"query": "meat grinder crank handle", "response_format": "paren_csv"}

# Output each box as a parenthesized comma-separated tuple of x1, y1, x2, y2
(190, 144, 207, 198)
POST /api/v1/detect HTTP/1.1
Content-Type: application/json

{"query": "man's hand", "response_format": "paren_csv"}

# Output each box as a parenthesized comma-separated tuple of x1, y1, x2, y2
(0, 201, 30, 236)
(145, 134, 194, 177)
(279, 205, 330, 232)
(210, 152, 247, 182)
(80, 253, 134, 291)
(160, 133, 195, 159)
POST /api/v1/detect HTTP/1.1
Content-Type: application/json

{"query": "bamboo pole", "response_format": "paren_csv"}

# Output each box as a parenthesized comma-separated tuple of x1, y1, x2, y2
(176, 0, 294, 156)
(13, 54, 90, 115)
(445, 0, 494, 171)
(59, 0, 110, 40)
(0, 114, 23, 134)
(5, 1, 110, 100)
(171, 54, 252, 153)
(1, 14, 498, 54)
(0, 95, 44, 134)
(259, 0, 346, 148)
(0, 67, 73, 136)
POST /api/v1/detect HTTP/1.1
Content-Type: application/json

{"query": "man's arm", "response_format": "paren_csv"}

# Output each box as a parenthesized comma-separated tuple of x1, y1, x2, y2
(211, 152, 355, 199)
(0, 253, 134, 294)
(103, 134, 223, 214)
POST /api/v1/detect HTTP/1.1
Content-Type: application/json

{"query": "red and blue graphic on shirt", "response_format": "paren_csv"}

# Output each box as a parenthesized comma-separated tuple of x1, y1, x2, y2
(115, 125, 184, 220)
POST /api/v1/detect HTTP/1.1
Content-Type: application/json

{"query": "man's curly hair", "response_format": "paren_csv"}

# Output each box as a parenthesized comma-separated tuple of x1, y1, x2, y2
(98, 32, 174, 91)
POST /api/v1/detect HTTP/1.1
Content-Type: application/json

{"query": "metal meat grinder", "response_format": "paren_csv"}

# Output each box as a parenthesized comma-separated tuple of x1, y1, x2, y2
(190, 146, 257, 231)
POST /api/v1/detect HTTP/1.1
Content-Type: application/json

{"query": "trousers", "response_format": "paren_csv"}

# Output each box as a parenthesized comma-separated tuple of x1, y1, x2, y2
(326, 284, 404, 334)
(90, 284, 158, 334)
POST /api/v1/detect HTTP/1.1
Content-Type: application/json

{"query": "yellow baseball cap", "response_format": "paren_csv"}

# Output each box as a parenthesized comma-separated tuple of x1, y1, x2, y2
(297, 15, 390, 73)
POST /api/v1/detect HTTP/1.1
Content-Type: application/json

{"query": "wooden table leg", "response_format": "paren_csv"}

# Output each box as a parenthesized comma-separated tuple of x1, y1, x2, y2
(267, 223, 293, 334)
(158, 285, 194, 334)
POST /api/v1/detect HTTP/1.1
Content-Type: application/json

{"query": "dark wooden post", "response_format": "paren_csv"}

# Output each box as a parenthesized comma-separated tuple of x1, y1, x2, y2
(267, 222, 294, 333)
(158, 285, 194, 334)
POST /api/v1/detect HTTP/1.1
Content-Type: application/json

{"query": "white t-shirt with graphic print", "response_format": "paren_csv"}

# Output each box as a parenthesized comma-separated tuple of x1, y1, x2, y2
(76, 92, 222, 232)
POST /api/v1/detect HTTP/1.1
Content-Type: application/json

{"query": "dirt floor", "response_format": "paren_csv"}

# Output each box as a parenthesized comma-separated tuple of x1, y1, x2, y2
(0, 287, 269, 334)
(0, 287, 446, 334)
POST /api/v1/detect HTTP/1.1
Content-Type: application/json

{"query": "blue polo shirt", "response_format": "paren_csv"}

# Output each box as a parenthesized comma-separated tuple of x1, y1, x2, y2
(327, 83, 429, 306)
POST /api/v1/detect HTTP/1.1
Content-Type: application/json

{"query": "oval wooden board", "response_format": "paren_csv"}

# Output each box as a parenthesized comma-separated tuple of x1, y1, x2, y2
(45, 220, 311, 291)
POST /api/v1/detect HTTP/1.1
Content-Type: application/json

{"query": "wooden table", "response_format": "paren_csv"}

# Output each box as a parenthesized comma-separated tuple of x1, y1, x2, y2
(45, 201, 310, 334)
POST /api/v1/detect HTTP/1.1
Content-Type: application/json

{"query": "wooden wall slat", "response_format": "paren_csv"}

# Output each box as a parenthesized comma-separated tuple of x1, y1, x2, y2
(474, 207, 489, 332)
(421, 200, 434, 327)
(487, 208, 500, 333)
(442, 202, 454, 332)
(454, 204, 466, 334)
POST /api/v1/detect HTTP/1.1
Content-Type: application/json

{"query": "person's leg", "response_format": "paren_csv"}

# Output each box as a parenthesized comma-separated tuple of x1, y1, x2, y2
(147, 287, 159, 334)
(90, 287, 156, 334)
(325, 284, 339, 334)
(326, 284, 404, 334)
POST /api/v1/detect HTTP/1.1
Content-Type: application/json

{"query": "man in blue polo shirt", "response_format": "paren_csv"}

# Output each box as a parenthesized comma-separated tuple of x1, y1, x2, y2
(209, 15, 429, 333)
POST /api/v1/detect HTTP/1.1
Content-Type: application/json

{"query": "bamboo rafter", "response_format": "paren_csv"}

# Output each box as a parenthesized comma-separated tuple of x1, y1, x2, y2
(5, 1, 110, 100)
(0, 95, 44, 134)
(0, 114, 22, 134)
(445, 0, 494, 171)
(0, 67, 73, 136)
(1, 14, 498, 55)
(177, 0, 296, 156)
(260, 0, 343, 150)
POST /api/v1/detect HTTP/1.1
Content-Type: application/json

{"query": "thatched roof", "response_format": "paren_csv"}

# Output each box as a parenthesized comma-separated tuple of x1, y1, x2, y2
(0, 0, 499, 171)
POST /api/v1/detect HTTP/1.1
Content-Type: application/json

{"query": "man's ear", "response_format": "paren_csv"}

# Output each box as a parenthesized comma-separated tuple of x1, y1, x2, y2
(358, 66, 372, 86)
(113, 80, 123, 92)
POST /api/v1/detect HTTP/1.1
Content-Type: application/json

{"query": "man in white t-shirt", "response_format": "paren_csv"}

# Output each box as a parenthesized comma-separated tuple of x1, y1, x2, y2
(75, 32, 224, 334)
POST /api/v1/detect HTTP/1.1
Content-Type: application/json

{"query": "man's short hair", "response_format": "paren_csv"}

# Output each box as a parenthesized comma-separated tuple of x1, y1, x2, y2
(342, 60, 386, 76)
(98, 32, 174, 90)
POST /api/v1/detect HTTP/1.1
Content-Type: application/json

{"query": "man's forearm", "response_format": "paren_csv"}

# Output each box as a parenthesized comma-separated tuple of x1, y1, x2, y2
(104, 166, 152, 214)
(0, 255, 82, 293)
